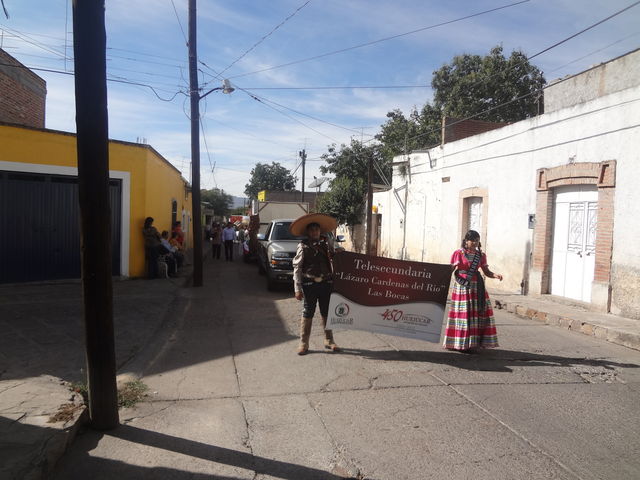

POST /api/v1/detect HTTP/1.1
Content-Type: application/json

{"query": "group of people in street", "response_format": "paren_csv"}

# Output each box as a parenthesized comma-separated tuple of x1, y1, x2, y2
(290, 213, 503, 356)
(145, 212, 504, 356)
(142, 217, 185, 278)
(207, 222, 248, 261)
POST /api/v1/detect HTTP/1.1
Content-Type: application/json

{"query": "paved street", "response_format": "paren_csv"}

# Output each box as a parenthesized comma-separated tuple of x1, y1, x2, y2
(46, 257, 640, 480)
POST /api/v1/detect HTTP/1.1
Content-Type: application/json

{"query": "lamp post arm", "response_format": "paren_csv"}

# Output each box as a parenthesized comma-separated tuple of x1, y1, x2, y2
(199, 86, 222, 100)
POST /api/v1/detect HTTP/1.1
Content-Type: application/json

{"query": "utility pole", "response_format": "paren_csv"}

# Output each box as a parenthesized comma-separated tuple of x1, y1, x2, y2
(72, 0, 119, 429)
(366, 154, 374, 256)
(299, 148, 306, 203)
(189, 0, 203, 287)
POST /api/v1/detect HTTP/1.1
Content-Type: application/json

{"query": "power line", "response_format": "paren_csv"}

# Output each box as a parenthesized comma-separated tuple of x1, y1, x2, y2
(170, 0, 188, 45)
(217, 0, 312, 77)
(226, 0, 530, 80)
(243, 85, 431, 91)
(545, 31, 640, 76)
(240, 87, 340, 143)
(305, 1, 640, 167)
(0, 61, 186, 101)
(528, 0, 640, 61)
(0, 24, 68, 60)
(199, 116, 216, 188)
(248, 92, 374, 136)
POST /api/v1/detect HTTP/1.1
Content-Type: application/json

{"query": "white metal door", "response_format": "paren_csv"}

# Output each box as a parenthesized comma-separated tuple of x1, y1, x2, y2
(551, 186, 597, 302)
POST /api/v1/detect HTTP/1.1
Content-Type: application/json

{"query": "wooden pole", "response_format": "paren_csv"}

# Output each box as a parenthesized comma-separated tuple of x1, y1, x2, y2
(300, 149, 306, 203)
(366, 155, 374, 256)
(189, 0, 203, 287)
(72, 0, 119, 429)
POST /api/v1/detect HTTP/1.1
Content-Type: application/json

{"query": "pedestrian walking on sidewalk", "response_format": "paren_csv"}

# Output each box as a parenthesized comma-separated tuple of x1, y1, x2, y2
(443, 229, 503, 352)
(291, 213, 340, 355)
(222, 222, 235, 261)
(211, 223, 222, 260)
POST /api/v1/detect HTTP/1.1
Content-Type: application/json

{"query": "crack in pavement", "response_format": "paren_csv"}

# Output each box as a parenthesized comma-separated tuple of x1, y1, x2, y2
(307, 395, 364, 480)
(122, 401, 175, 424)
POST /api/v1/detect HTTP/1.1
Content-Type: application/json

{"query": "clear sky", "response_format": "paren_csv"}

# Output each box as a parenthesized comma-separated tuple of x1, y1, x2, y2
(1, 0, 638, 197)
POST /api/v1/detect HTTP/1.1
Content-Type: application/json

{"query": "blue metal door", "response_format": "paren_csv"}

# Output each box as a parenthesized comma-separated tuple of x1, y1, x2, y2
(0, 170, 121, 283)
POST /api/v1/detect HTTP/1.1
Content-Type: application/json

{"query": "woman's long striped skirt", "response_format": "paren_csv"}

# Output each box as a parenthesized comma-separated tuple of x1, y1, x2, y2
(443, 279, 498, 350)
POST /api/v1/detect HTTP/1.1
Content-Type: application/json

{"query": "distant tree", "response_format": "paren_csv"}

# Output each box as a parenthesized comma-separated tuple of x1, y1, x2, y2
(244, 162, 296, 199)
(320, 139, 389, 185)
(317, 139, 389, 225)
(201, 188, 232, 217)
(376, 45, 545, 163)
(316, 176, 366, 226)
(376, 105, 441, 164)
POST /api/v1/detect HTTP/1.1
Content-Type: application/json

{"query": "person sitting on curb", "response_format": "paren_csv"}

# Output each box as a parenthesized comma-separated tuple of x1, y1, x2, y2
(291, 213, 340, 355)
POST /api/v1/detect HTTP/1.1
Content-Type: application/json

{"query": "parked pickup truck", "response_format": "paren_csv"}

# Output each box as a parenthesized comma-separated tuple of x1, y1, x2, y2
(256, 219, 303, 290)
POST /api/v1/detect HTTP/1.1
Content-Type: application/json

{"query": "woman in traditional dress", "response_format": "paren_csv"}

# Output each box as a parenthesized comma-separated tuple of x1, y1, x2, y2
(443, 230, 503, 352)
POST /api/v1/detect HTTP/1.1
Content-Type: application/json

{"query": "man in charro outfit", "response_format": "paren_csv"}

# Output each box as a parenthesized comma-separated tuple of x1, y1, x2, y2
(291, 213, 340, 355)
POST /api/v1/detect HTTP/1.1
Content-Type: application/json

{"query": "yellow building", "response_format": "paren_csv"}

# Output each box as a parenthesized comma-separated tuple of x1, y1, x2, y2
(0, 122, 193, 282)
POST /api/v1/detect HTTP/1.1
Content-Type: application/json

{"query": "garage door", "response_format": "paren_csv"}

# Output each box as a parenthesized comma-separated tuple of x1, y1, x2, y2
(0, 171, 122, 283)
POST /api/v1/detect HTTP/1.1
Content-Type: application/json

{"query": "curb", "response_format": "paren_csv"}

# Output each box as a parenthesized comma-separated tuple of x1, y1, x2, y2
(1, 379, 88, 480)
(493, 298, 640, 352)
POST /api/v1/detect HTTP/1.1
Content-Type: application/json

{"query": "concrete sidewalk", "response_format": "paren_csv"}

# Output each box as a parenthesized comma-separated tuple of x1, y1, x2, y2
(0, 269, 191, 480)
(492, 293, 640, 352)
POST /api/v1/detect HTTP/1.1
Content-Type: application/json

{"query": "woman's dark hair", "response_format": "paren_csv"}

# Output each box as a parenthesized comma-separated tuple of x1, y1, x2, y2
(144, 217, 154, 228)
(306, 222, 321, 231)
(461, 230, 482, 252)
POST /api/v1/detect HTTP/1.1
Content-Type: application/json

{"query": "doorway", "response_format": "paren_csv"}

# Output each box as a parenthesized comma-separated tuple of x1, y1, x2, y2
(550, 185, 597, 302)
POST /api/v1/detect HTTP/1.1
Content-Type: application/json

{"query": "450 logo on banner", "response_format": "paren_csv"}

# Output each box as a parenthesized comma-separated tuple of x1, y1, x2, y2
(380, 308, 403, 322)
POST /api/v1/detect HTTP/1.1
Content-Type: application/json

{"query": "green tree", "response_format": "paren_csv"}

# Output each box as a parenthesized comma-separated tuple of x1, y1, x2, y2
(201, 187, 232, 217)
(320, 139, 389, 186)
(317, 139, 389, 225)
(316, 176, 366, 226)
(375, 104, 441, 164)
(432, 45, 545, 122)
(376, 45, 545, 163)
(244, 162, 297, 199)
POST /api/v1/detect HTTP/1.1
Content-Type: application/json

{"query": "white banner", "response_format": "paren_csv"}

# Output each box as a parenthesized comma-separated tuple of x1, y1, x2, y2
(327, 292, 444, 342)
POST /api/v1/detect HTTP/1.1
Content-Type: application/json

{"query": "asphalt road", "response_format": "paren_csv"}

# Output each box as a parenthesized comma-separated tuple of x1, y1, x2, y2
(53, 256, 640, 480)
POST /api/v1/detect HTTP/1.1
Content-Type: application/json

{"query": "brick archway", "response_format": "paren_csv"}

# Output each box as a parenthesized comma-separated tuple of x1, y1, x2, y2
(530, 161, 616, 311)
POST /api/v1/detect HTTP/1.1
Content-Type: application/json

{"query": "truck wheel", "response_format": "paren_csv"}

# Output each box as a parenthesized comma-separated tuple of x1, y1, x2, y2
(258, 261, 265, 275)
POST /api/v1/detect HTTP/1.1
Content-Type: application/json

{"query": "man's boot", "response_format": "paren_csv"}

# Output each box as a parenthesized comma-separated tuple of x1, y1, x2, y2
(321, 317, 340, 352)
(297, 317, 312, 355)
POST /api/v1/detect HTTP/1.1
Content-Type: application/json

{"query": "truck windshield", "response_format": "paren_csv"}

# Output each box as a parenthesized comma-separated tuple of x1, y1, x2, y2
(272, 222, 304, 241)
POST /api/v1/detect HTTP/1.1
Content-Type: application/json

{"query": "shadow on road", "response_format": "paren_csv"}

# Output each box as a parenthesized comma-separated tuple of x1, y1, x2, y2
(51, 423, 359, 480)
(337, 347, 640, 373)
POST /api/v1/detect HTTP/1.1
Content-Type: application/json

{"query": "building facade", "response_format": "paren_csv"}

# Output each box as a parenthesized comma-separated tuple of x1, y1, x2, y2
(0, 48, 46, 128)
(0, 123, 192, 282)
(373, 49, 640, 319)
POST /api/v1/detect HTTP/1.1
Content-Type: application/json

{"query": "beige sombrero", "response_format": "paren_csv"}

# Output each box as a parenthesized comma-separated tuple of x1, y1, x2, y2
(289, 213, 337, 236)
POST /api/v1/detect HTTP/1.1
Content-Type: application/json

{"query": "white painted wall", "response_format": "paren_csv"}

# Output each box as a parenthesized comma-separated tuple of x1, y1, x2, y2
(376, 85, 640, 314)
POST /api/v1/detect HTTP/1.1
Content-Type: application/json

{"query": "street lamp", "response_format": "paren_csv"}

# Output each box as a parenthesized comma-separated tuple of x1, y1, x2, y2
(200, 79, 235, 100)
